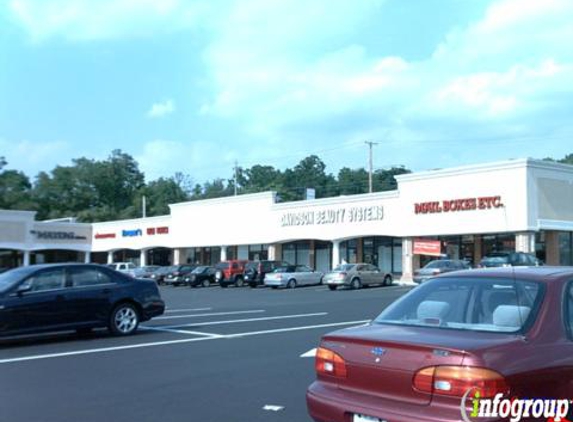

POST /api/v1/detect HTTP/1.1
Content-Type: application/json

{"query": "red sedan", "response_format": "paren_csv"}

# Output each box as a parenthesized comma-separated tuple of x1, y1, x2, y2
(307, 267, 573, 422)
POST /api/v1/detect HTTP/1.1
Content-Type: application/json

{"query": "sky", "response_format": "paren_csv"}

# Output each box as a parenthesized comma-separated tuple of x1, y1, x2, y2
(0, 0, 572, 184)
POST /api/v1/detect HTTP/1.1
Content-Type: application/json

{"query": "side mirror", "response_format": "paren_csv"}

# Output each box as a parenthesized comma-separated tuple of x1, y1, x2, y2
(16, 283, 32, 296)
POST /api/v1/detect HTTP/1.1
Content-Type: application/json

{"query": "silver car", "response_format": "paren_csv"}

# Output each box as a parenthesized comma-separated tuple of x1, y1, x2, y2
(323, 263, 392, 290)
(264, 265, 323, 289)
(413, 259, 470, 284)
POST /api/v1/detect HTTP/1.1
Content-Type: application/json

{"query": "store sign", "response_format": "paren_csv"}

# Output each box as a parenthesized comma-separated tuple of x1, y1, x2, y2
(30, 230, 87, 240)
(281, 205, 383, 227)
(94, 233, 116, 239)
(413, 240, 442, 256)
(147, 226, 169, 235)
(414, 196, 504, 215)
(122, 229, 142, 237)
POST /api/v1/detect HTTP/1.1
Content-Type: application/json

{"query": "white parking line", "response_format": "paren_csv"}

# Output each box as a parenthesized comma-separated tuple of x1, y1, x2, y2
(150, 312, 329, 330)
(0, 319, 370, 365)
(154, 310, 265, 320)
(224, 320, 371, 338)
(141, 327, 224, 338)
(164, 307, 212, 313)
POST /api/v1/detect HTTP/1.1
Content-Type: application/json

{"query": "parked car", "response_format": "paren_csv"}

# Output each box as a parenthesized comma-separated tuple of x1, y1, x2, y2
(0, 263, 164, 337)
(216, 260, 249, 288)
(307, 267, 572, 422)
(185, 266, 217, 288)
(150, 265, 172, 285)
(107, 262, 137, 277)
(478, 251, 542, 268)
(264, 265, 323, 289)
(322, 263, 393, 290)
(245, 260, 290, 288)
(132, 265, 160, 279)
(413, 259, 470, 284)
(163, 265, 197, 286)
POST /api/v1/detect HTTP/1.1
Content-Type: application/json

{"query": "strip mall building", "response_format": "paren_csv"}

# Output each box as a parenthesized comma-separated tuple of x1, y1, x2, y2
(1, 158, 573, 281)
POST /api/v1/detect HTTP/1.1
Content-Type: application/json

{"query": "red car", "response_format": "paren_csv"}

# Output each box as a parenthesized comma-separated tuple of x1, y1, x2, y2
(307, 267, 573, 422)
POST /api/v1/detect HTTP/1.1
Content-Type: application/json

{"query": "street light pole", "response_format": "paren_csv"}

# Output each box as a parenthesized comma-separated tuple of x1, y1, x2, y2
(365, 141, 378, 193)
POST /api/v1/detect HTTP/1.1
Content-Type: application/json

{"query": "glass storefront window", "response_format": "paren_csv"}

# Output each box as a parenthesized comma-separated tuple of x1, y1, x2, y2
(560, 232, 572, 266)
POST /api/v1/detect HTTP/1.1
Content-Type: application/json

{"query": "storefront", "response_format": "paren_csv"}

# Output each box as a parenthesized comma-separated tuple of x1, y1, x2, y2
(2, 158, 573, 281)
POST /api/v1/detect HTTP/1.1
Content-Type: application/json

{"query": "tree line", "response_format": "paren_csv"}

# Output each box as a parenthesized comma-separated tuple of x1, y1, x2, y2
(0, 150, 411, 222)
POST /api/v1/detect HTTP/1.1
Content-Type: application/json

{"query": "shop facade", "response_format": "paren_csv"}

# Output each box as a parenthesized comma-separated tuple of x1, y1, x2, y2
(2, 158, 573, 281)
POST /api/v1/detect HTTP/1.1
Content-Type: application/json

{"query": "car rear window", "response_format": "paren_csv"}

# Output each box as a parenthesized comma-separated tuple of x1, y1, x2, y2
(333, 264, 355, 271)
(375, 277, 544, 334)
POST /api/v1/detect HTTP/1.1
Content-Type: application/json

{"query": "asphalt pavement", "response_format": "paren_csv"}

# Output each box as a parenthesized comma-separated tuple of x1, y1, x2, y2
(0, 283, 412, 422)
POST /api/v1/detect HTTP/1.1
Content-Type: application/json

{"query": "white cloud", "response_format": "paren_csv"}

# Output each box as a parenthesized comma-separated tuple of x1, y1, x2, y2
(147, 99, 176, 119)
(0, 138, 71, 176)
(6, 0, 211, 42)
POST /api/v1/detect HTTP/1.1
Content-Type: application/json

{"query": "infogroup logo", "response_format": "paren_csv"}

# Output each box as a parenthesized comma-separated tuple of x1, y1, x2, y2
(460, 388, 571, 422)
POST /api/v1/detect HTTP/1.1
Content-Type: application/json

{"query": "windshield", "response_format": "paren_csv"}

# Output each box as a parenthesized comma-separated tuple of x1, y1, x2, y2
(424, 261, 447, 269)
(333, 264, 355, 272)
(192, 266, 208, 274)
(375, 277, 544, 334)
(481, 257, 509, 265)
(0, 266, 35, 293)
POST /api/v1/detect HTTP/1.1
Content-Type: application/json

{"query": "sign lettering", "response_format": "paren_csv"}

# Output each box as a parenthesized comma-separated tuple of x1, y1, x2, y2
(281, 205, 383, 227)
(414, 196, 504, 215)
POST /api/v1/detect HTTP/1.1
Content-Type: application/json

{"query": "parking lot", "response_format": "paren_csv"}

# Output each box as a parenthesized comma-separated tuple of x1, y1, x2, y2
(0, 283, 411, 422)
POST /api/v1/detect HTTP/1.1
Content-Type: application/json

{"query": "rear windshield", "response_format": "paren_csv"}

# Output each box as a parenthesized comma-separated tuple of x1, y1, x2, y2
(375, 277, 544, 334)
(333, 264, 355, 271)
(273, 266, 295, 273)
(424, 261, 448, 269)
(481, 257, 509, 265)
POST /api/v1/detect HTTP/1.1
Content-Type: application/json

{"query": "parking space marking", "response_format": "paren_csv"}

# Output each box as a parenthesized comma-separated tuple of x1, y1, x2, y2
(164, 307, 212, 313)
(224, 320, 371, 338)
(154, 309, 265, 321)
(151, 312, 329, 330)
(140, 326, 224, 338)
(0, 319, 369, 365)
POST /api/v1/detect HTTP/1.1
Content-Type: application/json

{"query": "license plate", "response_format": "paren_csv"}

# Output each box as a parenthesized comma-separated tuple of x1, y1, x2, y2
(353, 414, 386, 422)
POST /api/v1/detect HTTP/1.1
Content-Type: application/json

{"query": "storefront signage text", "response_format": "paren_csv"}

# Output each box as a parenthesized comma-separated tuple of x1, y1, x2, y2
(30, 230, 87, 240)
(281, 205, 383, 227)
(122, 229, 142, 237)
(147, 226, 169, 235)
(413, 240, 442, 256)
(95, 233, 116, 239)
(414, 196, 504, 215)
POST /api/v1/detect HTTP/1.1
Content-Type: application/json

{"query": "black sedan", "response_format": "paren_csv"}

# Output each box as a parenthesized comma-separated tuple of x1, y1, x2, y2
(0, 263, 165, 337)
(185, 266, 217, 288)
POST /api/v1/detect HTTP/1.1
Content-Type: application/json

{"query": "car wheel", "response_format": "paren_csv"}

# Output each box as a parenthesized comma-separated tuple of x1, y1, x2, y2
(328, 285, 337, 291)
(351, 278, 362, 290)
(109, 303, 139, 336)
(287, 279, 296, 289)
(384, 274, 393, 286)
(234, 276, 244, 287)
(202, 279, 210, 288)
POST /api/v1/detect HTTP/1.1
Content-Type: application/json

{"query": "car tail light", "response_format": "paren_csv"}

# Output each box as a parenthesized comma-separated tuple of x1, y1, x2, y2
(315, 347, 347, 378)
(413, 366, 508, 398)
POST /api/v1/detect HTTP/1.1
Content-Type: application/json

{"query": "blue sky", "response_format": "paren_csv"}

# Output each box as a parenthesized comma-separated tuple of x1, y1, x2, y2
(1, 0, 572, 184)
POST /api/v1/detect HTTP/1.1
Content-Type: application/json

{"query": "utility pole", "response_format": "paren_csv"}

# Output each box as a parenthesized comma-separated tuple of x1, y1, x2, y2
(234, 160, 238, 196)
(365, 141, 378, 193)
(142, 195, 147, 218)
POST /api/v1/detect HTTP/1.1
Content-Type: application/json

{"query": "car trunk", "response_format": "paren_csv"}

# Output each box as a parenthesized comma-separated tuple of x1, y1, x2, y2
(320, 324, 517, 406)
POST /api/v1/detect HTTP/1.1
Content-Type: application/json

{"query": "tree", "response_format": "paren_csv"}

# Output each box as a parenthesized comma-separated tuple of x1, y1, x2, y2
(141, 177, 189, 216)
(337, 167, 369, 195)
(373, 166, 411, 191)
(0, 159, 34, 211)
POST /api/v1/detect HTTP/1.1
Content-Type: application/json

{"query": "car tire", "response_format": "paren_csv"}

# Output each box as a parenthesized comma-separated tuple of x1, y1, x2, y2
(328, 285, 337, 291)
(351, 278, 362, 290)
(234, 276, 244, 288)
(109, 303, 139, 336)
(383, 275, 393, 286)
(287, 279, 296, 289)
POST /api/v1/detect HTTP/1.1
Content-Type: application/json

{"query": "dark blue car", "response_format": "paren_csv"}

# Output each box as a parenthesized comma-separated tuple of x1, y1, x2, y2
(0, 263, 165, 337)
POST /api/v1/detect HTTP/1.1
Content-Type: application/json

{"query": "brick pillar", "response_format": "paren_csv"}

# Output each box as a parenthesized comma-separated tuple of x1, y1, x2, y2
(545, 231, 560, 265)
